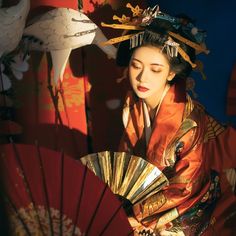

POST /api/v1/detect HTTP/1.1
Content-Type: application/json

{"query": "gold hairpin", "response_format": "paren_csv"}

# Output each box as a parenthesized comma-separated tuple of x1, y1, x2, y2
(178, 47, 197, 68)
(101, 22, 143, 30)
(100, 3, 206, 69)
(113, 15, 131, 24)
(126, 3, 143, 17)
(168, 31, 210, 55)
(100, 33, 137, 45)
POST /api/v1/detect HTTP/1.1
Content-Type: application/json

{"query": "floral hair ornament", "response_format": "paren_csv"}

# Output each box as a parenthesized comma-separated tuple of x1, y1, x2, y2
(100, 3, 210, 69)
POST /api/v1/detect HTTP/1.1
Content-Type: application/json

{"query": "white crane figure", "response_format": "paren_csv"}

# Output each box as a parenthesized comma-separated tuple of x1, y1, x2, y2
(0, 0, 30, 135)
(0, 0, 30, 91)
(23, 8, 117, 86)
(0, 0, 30, 59)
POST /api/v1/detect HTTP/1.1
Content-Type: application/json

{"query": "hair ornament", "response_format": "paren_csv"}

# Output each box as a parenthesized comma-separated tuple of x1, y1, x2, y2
(162, 38, 179, 58)
(140, 5, 159, 26)
(130, 32, 144, 49)
(178, 47, 197, 68)
(112, 15, 131, 24)
(100, 33, 138, 46)
(126, 3, 143, 17)
(168, 31, 209, 54)
(101, 3, 209, 69)
(101, 22, 142, 30)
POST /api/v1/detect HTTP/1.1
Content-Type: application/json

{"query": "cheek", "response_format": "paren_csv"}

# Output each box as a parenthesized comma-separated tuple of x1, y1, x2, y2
(149, 74, 159, 84)
(150, 74, 168, 87)
(129, 77, 136, 88)
(128, 69, 137, 83)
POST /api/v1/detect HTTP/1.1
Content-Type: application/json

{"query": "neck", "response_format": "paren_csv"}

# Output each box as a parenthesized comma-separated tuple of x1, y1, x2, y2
(144, 84, 170, 111)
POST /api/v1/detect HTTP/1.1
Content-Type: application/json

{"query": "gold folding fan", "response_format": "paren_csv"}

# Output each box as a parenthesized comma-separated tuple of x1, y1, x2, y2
(80, 151, 168, 205)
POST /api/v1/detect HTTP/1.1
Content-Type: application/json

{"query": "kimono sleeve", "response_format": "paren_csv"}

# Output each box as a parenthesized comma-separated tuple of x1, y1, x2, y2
(133, 134, 211, 228)
(207, 125, 236, 172)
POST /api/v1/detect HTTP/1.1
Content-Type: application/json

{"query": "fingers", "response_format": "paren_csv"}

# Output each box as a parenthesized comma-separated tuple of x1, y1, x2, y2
(137, 229, 156, 236)
(128, 217, 158, 236)
(128, 217, 141, 228)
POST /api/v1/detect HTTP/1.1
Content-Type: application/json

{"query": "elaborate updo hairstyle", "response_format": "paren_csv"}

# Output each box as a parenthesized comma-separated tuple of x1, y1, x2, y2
(116, 17, 196, 81)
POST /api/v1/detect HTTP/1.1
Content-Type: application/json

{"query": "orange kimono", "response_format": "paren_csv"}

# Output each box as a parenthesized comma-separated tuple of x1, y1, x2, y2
(119, 81, 236, 235)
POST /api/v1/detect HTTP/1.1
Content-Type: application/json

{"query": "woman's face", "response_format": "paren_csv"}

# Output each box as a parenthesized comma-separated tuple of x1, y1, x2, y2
(129, 46, 175, 108)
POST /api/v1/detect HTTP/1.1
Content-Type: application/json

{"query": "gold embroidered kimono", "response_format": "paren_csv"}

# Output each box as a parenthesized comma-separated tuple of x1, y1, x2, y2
(119, 81, 236, 235)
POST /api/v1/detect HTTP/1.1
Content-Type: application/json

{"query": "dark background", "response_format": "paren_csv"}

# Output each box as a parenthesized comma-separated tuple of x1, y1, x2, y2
(148, 0, 236, 126)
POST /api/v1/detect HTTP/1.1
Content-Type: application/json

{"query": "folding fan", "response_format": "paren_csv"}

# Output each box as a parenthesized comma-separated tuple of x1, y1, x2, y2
(80, 151, 168, 206)
(0, 143, 133, 236)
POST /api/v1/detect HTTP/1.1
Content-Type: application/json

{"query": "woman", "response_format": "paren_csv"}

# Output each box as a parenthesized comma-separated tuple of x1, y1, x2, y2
(114, 6, 236, 236)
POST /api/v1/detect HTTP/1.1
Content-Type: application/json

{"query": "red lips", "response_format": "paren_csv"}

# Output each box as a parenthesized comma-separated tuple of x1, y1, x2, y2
(137, 86, 149, 92)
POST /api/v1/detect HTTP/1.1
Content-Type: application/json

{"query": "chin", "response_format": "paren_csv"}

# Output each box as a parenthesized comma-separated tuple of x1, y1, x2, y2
(134, 91, 150, 99)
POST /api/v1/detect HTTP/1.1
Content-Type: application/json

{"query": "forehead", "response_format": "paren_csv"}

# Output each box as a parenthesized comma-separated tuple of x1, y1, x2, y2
(131, 46, 169, 65)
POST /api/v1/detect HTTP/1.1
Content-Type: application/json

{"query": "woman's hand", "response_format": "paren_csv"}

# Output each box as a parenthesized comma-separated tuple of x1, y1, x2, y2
(128, 217, 155, 235)
(158, 230, 185, 236)
(128, 217, 185, 235)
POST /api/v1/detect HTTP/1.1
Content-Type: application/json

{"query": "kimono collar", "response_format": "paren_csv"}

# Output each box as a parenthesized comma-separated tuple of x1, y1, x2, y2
(146, 81, 187, 168)
(122, 80, 187, 169)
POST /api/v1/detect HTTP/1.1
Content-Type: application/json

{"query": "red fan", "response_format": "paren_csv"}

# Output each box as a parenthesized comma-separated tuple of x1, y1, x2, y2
(0, 143, 133, 235)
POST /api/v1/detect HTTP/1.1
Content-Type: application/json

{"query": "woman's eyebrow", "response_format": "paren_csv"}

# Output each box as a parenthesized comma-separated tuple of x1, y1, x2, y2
(131, 58, 142, 62)
(132, 58, 164, 66)
(150, 63, 164, 67)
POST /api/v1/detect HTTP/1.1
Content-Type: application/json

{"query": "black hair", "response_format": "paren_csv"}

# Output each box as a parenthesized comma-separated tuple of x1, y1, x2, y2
(116, 18, 196, 80)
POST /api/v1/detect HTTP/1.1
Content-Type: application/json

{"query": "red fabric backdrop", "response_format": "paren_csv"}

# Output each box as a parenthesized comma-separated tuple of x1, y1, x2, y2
(5, 0, 145, 158)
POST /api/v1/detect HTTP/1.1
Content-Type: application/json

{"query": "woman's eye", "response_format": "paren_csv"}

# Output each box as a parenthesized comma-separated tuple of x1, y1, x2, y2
(151, 68, 161, 73)
(131, 63, 141, 69)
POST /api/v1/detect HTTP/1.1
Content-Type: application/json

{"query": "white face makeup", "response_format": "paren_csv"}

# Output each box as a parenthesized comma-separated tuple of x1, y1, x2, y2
(129, 46, 175, 109)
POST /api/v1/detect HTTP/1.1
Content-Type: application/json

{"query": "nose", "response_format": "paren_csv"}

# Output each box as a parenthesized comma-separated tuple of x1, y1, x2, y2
(137, 69, 147, 82)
